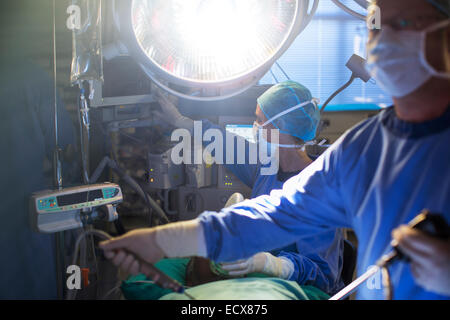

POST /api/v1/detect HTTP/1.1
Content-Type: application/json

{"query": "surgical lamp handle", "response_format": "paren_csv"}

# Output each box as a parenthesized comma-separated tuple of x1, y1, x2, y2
(319, 54, 370, 114)
(320, 74, 356, 114)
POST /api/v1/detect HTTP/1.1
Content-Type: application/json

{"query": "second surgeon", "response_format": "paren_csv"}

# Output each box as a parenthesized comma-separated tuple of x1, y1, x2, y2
(152, 81, 345, 295)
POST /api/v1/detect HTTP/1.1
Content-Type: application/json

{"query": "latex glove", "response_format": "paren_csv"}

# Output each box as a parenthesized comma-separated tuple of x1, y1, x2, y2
(153, 88, 194, 131)
(224, 193, 245, 208)
(99, 228, 164, 276)
(100, 220, 206, 276)
(392, 225, 450, 296)
(220, 252, 294, 279)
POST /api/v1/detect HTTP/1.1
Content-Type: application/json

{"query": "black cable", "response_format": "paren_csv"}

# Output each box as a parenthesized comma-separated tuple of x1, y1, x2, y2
(108, 158, 169, 224)
(90, 121, 166, 225)
(320, 74, 356, 113)
(90, 156, 170, 224)
(114, 216, 126, 236)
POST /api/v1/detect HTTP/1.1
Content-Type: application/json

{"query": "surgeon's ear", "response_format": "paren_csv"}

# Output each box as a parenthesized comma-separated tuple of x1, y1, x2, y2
(426, 26, 449, 73)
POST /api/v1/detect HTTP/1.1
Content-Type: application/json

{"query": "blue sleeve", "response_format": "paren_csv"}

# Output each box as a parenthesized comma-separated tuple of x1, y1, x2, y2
(201, 119, 259, 188)
(276, 229, 345, 294)
(198, 136, 352, 263)
(278, 252, 338, 293)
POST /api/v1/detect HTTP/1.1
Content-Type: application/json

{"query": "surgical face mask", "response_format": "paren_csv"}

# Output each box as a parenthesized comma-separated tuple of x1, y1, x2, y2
(366, 19, 450, 98)
(252, 99, 318, 149)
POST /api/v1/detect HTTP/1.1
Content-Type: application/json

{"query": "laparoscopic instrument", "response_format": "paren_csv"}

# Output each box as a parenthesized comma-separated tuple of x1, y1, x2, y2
(330, 210, 450, 300)
(70, 229, 196, 300)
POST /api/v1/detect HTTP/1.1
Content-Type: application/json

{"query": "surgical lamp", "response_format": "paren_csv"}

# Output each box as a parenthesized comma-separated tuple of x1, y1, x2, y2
(331, 0, 369, 21)
(111, 0, 319, 101)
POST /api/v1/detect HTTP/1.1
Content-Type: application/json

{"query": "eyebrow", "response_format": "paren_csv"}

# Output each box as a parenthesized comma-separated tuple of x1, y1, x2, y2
(382, 3, 443, 21)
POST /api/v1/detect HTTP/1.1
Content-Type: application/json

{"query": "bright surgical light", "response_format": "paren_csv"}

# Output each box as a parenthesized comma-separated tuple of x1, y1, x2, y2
(122, 0, 316, 100)
(132, 0, 298, 83)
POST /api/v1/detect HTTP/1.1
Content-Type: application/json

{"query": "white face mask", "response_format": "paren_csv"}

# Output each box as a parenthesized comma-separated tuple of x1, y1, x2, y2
(366, 19, 450, 98)
(252, 99, 318, 149)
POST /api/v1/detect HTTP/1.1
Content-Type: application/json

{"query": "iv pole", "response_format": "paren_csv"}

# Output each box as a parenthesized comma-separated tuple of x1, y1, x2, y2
(52, 0, 66, 300)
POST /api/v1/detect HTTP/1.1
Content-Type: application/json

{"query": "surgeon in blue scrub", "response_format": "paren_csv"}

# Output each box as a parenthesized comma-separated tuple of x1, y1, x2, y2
(101, 0, 450, 300)
(153, 81, 345, 295)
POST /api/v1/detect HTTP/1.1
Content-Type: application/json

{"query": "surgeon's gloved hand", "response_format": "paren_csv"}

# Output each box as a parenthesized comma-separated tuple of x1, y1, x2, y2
(100, 220, 207, 276)
(99, 228, 164, 275)
(392, 225, 450, 296)
(220, 252, 294, 279)
(153, 88, 194, 131)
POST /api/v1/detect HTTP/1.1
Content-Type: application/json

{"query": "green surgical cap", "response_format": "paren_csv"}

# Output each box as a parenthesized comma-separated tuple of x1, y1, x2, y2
(257, 81, 320, 142)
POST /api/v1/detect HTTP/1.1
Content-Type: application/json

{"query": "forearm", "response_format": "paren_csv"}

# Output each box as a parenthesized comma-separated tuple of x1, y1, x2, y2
(198, 153, 350, 262)
(154, 219, 207, 258)
(198, 195, 312, 263)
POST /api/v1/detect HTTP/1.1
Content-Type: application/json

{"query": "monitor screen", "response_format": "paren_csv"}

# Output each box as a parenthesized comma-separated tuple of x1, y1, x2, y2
(57, 189, 104, 207)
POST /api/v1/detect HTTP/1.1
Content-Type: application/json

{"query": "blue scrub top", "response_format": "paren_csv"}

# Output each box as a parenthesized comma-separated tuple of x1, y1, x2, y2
(200, 120, 345, 295)
(198, 106, 450, 300)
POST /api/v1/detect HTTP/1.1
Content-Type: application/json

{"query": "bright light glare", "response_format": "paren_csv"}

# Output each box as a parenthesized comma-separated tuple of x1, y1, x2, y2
(131, 0, 298, 83)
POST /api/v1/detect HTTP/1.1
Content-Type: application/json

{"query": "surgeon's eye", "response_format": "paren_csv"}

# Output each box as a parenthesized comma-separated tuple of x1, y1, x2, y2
(388, 16, 445, 31)
(391, 19, 415, 31)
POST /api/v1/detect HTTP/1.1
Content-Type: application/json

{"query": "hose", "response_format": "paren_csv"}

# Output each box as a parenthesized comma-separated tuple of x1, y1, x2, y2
(90, 156, 170, 224)
(66, 230, 113, 300)
(320, 74, 356, 113)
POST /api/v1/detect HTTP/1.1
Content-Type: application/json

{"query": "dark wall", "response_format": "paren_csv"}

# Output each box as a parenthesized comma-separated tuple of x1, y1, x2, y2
(0, 1, 80, 299)
(0, 0, 79, 111)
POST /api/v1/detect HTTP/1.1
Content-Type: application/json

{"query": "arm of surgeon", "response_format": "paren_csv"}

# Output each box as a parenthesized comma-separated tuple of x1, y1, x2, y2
(100, 140, 349, 276)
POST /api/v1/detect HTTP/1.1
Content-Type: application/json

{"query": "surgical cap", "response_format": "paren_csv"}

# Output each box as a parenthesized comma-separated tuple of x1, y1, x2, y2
(257, 81, 320, 142)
